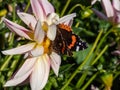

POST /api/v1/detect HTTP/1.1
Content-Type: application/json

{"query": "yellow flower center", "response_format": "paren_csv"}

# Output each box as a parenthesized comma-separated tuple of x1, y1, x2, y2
(42, 38, 51, 54)
(41, 22, 51, 54)
(42, 22, 48, 32)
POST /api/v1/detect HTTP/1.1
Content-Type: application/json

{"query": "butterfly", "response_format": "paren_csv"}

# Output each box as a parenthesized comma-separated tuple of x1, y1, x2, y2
(52, 23, 87, 56)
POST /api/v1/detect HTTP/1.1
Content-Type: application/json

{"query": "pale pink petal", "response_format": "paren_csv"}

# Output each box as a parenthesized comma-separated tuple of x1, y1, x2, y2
(17, 12, 37, 30)
(30, 45, 44, 57)
(30, 54, 50, 90)
(92, 8, 108, 20)
(101, 0, 114, 18)
(91, 0, 101, 5)
(58, 13, 76, 25)
(34, 20, 45, 43)
(3, 18, 32, 40)
(30, 0, 45, 21)
(14, 57, 37, 78)
(4, 68, 33, 87)
(38, 0, 54, 16)
(112, 0, 120, 11)
(91, 0, 97, 5)
(2, 43, 36, 55)
(50, 52, 61, 76)
(24, 53, 29, 59)
(63, 19, 73, 26)
(67, 19, 73, 26)
(47, 25, 56, 41)
(111, 50, 120, 55)
(91, 85, 99, 90)
(113, 10, 120, 23)
(47, 13, 59, 25)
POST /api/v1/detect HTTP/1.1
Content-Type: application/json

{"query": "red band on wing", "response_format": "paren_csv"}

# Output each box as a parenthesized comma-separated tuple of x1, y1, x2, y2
(58, 23, 71, 32)
(68, 35, 76, 49)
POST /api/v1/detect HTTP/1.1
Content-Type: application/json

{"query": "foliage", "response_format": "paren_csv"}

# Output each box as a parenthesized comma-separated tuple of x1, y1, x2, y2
(0, 0, 120, 90)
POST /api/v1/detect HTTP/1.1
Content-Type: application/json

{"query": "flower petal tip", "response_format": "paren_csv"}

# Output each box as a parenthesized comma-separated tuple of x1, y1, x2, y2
(1, 17, 5, 21)
(3, 18, 8, 23)
(72, 13, 76, 17)
(50, 52, 61, 76)
(4, 81, 15, 87)
(1, 51, 6, 55)
(17, 12, 37, 29)
(1, 50, 11, 55)
(4, 83, 9, 87)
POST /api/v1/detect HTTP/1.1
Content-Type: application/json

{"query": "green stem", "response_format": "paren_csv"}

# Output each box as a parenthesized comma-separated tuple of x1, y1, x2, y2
(75, 30, 111, 89)
(75, 71, 88, 88)
(13, 2, 16, 21)
(68, 4, 84, 27)
(61, 30, 103, 90)
(114, 71, 120, 80)
(79, 30, 103, 68)
(24, 1, 31, 13)
(0, 55, 13, 71)
(7, 56, 20, 77)
(0, 1, 17, 73)
(81, 72, 99, 90)
(75, 45, 108, 88)
(75, 22, 80, 27)
(77, 29, 113, 90)
(18, 1, 30, 24)
(76, 30, 107, 88)
(60, 0, 71, 17)
(68, 4, 83, 14)
(90, 29, 113, 63)
(91, 45, 109, 65)
(8, 33, 15, 46)
(2, 1, 30, 75)
(8, 2, 16, 46)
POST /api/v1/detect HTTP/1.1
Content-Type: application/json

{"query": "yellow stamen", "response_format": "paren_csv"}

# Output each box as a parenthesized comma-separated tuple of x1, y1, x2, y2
(27, 31, 34, 39)
(43, 38, 51, 53)
(42, 22, 48, 32)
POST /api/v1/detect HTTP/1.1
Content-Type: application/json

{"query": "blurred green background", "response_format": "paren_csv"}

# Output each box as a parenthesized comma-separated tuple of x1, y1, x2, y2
(0, 0, 120, 90)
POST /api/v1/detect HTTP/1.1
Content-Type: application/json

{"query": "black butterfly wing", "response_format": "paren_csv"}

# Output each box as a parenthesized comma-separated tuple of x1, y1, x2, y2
(52, 24, 87, 56)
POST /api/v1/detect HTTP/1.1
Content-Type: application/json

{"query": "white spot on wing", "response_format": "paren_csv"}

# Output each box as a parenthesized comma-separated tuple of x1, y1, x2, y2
(79, 42, 81, 45)
(76, 46, 80, 51)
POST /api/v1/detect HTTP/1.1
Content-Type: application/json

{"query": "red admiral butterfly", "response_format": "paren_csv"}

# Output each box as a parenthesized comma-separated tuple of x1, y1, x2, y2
(52, 23, 87, 56)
